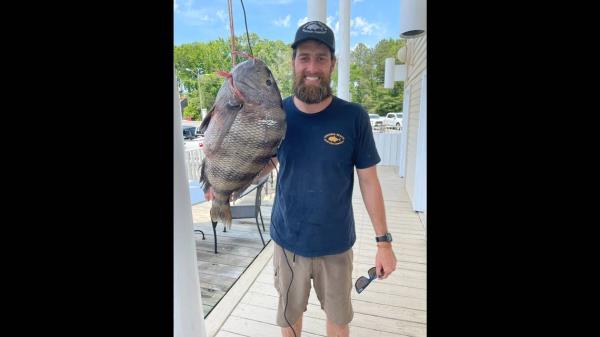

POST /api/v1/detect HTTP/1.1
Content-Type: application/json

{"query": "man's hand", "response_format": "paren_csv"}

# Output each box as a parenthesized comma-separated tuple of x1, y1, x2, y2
(375, 243, 397, 279)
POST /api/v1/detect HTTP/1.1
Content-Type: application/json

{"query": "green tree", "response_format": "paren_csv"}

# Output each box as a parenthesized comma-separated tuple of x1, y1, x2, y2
(175, 35, 406, 117)
(183, 94, 201, 120)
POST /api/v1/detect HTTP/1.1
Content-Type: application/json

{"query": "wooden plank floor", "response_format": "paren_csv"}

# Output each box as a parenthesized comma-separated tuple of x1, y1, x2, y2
(193, 179, 277, 317)
(212, 166, 427, 337)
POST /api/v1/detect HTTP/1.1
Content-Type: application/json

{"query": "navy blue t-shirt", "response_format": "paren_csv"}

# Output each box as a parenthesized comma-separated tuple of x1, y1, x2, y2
(270, 96, 381, 257)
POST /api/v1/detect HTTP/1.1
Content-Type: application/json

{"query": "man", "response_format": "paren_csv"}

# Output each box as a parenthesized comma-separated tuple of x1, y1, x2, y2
(262, 21, 397, 337)
(204, 20, 396, 337)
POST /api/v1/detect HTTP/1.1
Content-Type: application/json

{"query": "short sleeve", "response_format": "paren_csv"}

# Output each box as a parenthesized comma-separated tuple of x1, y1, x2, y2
(353, 109, 381, 169)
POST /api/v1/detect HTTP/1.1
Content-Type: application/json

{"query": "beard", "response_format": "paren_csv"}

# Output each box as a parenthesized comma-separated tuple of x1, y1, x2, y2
(293, 71, 333, 104)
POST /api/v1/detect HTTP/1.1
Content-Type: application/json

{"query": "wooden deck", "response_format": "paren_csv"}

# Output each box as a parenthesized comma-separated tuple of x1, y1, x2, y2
(192, 178, 277, 317)
(198, 165, 427, 337)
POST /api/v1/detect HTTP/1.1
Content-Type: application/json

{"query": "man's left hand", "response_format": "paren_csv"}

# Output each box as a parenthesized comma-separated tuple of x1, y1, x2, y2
(375, 243, 397, 279)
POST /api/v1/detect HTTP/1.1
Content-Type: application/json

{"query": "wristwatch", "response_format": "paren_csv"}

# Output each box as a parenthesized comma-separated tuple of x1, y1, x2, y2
(375, 233, 393, 242)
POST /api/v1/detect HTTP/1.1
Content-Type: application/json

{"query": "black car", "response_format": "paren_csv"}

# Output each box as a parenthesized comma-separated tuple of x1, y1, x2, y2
(182, 125, 197, 139)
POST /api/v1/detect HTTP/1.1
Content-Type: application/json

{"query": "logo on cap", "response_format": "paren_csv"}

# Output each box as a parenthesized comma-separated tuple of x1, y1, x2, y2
(302, 21, 328, 34)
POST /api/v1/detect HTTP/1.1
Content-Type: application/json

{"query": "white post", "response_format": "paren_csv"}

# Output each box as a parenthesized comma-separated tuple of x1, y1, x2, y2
(174, 70, 207, 337)
(337, 0, 350, 101)
(307, 0, 326, 22)
(384, 57, 395, 89)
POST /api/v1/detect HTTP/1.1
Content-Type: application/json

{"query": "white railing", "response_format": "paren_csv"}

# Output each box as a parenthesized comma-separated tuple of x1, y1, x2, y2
(185, 148, 205, 182)
(184, 132, 401, 182)
(373, 132, 402, 166)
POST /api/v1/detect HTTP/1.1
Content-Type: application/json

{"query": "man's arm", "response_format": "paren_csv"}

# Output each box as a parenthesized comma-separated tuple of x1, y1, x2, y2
(356, 165, 397, 279)
(253, 157, 278, 183)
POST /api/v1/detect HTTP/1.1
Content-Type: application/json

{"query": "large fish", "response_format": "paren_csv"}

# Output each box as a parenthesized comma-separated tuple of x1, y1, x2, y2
(198, 58, 286, 228)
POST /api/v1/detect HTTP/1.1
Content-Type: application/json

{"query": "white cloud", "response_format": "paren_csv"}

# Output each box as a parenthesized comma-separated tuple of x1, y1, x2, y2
(351, 16, 381, 36)
(297, 16, 335, 30)
(297, 16, 309, 27)
(353, 0, 365, 3)
(175, 0, 216, 26)
(326, 16, 336, 31)
(182, 9, 214, 25)
(331, 16, 383, 47)
(273, 15, 291, 27)
(216, 10, 227, 23)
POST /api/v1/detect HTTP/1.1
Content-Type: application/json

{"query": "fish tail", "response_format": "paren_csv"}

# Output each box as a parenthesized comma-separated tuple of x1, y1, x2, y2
(210, 196, 232, 230)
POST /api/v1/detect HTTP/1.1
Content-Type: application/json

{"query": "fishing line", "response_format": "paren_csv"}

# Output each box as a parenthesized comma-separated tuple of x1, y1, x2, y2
(239, 0, 253, 57)
(268, 158, 296, 337)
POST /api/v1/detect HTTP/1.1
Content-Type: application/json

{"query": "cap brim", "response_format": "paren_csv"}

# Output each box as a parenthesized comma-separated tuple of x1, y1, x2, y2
(291, 37, 334, 53)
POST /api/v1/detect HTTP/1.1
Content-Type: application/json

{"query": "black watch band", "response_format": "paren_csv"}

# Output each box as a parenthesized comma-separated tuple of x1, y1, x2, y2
(375, 233, 393, 242)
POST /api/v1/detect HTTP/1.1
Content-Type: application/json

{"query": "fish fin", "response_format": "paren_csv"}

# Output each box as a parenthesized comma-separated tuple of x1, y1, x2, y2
(210, 199, 232, 230)
(198, 105, 215, 134)
(230, 181, 253, 201)
(199, 158, 211, 192)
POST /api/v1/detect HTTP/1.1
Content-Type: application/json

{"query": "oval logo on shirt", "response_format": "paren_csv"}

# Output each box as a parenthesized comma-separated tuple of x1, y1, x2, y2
(324, 133, 345, 145)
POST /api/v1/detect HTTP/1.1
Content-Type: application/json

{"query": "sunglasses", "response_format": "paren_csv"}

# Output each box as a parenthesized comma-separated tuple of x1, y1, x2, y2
(355, 266, 377, 294)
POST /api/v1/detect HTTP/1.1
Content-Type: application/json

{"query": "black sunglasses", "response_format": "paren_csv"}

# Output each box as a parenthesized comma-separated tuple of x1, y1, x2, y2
(355, 266, 377, 294)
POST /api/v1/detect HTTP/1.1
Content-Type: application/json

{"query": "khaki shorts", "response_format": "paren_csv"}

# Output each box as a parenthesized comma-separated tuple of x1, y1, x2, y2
(273, 242, 354, 326)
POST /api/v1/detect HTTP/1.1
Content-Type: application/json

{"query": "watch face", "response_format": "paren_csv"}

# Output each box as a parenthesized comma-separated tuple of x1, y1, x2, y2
(376, 233, 392, 242)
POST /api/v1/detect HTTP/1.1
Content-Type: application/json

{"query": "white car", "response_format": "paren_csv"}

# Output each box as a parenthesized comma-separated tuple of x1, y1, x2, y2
(368, 114, 384, 130)
(383, 112, 403, 130)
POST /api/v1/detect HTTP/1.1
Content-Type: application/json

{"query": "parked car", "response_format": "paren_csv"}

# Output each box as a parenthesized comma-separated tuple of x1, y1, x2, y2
(182, 125, 197, 139)
(369, 113, 384, 130)
(383, 112, 403, 130)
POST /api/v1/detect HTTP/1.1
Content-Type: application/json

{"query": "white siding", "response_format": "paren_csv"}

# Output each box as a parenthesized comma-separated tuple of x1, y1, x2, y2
(405, 79, 420, 198)
(404, 35, 427, 213)
(413, 73, 427, 213)
(398, 85, 411, 177)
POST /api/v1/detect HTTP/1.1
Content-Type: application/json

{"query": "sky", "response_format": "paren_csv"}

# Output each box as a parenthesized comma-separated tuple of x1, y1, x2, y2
(174, 0, 401, 50)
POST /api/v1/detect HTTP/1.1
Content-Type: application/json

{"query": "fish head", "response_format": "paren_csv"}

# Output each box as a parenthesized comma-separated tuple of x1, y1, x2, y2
(231, 58, 283, 109)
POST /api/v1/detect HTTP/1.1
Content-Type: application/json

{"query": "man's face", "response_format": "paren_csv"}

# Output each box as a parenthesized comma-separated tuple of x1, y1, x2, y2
(292, 40, 336, 104)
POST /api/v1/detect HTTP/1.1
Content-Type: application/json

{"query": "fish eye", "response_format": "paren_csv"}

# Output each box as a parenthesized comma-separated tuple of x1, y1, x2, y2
(266, 79, 272, 86)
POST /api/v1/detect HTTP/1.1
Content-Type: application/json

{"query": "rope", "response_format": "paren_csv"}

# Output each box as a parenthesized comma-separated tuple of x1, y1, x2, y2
(227, 0, 236, 67)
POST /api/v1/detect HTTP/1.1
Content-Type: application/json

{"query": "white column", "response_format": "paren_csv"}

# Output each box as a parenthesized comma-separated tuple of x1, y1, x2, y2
(174, 71, 207, 337)
(337, 0, 350, 101)
(307, 0, 326, 22)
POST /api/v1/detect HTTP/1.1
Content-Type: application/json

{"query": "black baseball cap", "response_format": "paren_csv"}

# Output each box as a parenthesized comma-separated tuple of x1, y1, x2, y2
(291, 21, 335, 53)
